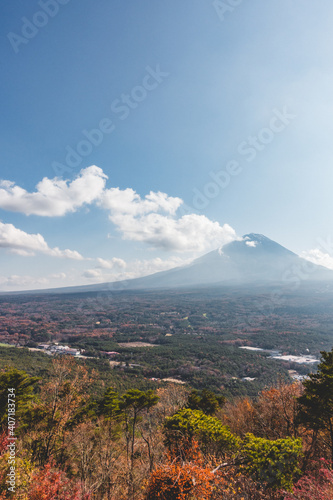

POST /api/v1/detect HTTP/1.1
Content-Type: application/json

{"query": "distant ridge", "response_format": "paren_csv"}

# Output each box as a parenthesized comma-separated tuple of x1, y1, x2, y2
(2, 233, 333, 295)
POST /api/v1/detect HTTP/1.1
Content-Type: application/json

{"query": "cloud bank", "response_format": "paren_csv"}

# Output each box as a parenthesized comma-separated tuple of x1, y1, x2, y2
(301, 249, 333, 270)
(100, 186, 237, 251)
(0, 166, 238, 253)
(0, 166, 107, 216)
(0, 222, 84, 259)
(82, 255, 192, 282)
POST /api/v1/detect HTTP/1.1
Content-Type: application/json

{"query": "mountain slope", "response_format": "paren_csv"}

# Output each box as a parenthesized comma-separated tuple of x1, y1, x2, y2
(7, 233, 332, 295)
(120, 233, 332, 289)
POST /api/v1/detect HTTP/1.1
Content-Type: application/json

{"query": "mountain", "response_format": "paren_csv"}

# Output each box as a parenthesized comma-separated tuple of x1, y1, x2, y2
(117, 233, 332, 289)
(7, 233, 332, 295)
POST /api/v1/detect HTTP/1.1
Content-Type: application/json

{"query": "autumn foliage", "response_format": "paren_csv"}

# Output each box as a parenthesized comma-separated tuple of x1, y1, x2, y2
(146, 443, 216, 500)
(0, 350, 333, 499)
(28, 460, 89, 500)
(284, 464, 333, 500)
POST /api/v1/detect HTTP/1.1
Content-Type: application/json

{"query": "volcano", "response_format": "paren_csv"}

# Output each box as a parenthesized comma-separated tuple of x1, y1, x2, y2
(15, 233, 332, 295)
(119, 233, 332, 289)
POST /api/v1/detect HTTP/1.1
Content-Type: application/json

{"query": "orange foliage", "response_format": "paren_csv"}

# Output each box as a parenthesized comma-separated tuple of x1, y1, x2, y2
(223, 382, 303, 440)
(146, 442, 218, 500)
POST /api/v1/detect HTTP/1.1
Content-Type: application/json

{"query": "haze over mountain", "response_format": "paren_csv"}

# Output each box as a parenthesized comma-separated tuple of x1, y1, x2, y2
(119, 233, 333, 290)
(6, 234, 333, 295)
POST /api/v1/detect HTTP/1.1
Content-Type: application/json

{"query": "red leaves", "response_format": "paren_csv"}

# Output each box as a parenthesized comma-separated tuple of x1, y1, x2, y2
(28, 460, 89, 500)
(0, 433, 9, 456)
(283, 465, 333, 500)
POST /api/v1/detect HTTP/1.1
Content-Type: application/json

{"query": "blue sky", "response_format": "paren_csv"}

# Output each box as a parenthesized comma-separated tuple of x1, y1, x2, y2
(1, 0, 333, 290)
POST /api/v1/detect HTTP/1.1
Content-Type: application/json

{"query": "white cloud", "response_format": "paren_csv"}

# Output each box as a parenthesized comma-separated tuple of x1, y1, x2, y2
(101, 188, 182, 216)
(301, 249, 333, 270)
(82, 269, 103, 279)
(0, 275, 48, 288)
(125, 256, 192, 277)
(99, 184, 237, 252)
(0, 165, 238, 254)
(0, 271, 68, 289)
(107, 211, 237, 252)
(47, 247, 83, 259)
(0, 222, 84, 259)
(49, 272, 67, 280)
(83, 255, 192, 283)
(0, 166, 107, 216)
(246, 240, 257, 247)
(96, 257, 127, 269)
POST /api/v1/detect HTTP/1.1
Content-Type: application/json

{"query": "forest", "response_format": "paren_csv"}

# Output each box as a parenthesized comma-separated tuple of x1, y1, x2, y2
(0, 287, 333, 498)
(0, 350, 333, 499)
(1, 285, 333, 397)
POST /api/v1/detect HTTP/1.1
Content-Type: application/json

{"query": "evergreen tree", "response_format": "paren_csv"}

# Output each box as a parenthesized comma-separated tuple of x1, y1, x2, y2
(297, 348, 333, 464)
(186, 389, 225, 415)
(0, 368, 39, 430)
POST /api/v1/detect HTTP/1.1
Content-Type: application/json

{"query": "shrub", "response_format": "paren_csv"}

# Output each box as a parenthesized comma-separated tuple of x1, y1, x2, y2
(242, 433, 302, 491)
(164, 408, 239, 458)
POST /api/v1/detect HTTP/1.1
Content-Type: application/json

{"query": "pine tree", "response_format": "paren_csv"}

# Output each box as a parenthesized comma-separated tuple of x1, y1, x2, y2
(297, 348, 333, 465)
